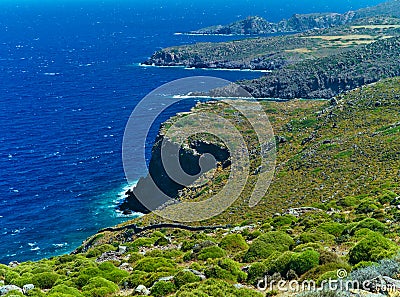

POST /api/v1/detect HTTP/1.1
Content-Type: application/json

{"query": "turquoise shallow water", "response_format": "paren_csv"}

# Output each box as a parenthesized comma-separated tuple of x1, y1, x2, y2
(0, 0, 384, 263)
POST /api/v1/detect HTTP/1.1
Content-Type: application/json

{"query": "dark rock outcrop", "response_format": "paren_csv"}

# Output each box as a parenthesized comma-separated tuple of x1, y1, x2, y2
(118, 134, 230, 214)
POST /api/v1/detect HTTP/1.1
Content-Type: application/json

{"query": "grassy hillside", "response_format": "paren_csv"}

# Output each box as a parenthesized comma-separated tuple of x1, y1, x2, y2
(1, 77, 399, 297)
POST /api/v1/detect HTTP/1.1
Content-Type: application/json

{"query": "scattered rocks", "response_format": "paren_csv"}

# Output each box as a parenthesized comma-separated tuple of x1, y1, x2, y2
(8, 261, 19, 268)
(118, 246, 127, 254)
(193, 240, 216, 253)
(157, 276, 174, 282)
(119, 262, 133, 272)
(184, 269, 206, 281)
(22, 284, 35, 294)
(135, 285, 150, 296)
(0, 285, 23, 296)
(284, 207, 322, 217)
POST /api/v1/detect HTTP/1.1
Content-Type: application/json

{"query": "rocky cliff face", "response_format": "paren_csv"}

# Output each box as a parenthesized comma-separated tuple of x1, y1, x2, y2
(119, 131, 230, 214)
(142, 49, 289, 70)
(188, 0, 400, 35)
(236, 37, 400, 99)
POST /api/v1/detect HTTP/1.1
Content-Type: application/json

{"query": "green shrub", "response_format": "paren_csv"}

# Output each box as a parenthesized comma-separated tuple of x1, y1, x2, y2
(317, 271, 339, 285)
(204, 258, 246, 282)
(289, 249, 320, 276)
(349, 232, 399, 265)
(32, 272, 60, 289)
(243, 231, 294, 262)
(245, 230, 262, 240)
(219, 234, 248, 253)
(26, 288, 46, 297)
(48, 284, 83, 296)
(146, 249, 183, 259)
(337, 196, 358, 208)
(180, 241, 195, 252)
(356, 200, 379, 214)
(350, 218, 387, 235)
(4, 271, 20, 285)
(155, 236, 170, 247)
(301, 263, 351, 282)
(12, 273, 33, 288)
(197, 246, 226, 261)
(271, 215, 297, 228)
(151, 281, 176, 297)
(318, 250, 341, 265)
(268, 251, 294, 276)
(379, 190, 397, 205)
(133, 257, 176, 272)
(298, 232, 335, 244)
(293, 243, 323, 253)
(121, 270, 147, 288)
(353, 261, 377, 270)
(82, 277, 119, 297)
(128, 252, 144, 263)
(174, 270, 201, 289)
(317, 222, 345, 237)
(247, 262, 267, 285)
(132, 237, 156, 248)
(3, 291, 24, 297)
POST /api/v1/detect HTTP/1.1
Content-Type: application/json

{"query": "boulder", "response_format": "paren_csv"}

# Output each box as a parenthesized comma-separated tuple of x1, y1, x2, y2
(0, 285, 23, 295)
(135, 285, 150, 296)
(23, 284, 35, 294)
(8, 261, 19, 268)
(118, 246, 127, 254)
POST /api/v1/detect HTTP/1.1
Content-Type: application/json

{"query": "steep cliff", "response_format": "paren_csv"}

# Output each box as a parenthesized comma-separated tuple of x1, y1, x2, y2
(119, 131, 230, 215)
(188, 0, 400, 35)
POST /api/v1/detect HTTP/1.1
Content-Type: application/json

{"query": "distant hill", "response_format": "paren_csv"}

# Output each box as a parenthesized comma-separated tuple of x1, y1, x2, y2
(188, 0, 400, 35)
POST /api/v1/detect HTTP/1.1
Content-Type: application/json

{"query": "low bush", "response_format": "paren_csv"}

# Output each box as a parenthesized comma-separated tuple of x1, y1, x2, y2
(298, 232, 335, 244)
(337, 196, 358, 208)
(317, 223, 345, 237)
(243, 231, 294, 262)
(197, 246, 226, 261)
(204, 258, 246, 282)
(316, 270, 339, 285)
(267, 251, 294, 276)
(219, 234, 248, 253)
(133, 257, 176, 272)
(271, 215, 297, 228)
(174, 270, 201, 289)
(48, 284, 84, 297)
(301, 263, 351, 282)
(348, 232, 399, 265)
(31, 272, 60, 289)
(81, 276, 119, 297)
(289, 249, 320, 276)
(349, 218, 386, 235)
(151, 281, 176, 297)
(356, 200, 380, 214)
(247, 262, 267, 285)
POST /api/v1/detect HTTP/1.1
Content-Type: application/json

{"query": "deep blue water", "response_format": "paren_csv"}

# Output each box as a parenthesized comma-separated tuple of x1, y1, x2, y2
(0, 0, 385, 263)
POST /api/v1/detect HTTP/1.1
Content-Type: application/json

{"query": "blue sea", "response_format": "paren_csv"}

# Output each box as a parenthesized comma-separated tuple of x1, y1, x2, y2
(0, 0, 384, 263)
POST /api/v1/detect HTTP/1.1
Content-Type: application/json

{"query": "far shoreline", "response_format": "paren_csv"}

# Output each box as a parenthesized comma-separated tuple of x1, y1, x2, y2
(136, 63, 272, 73)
